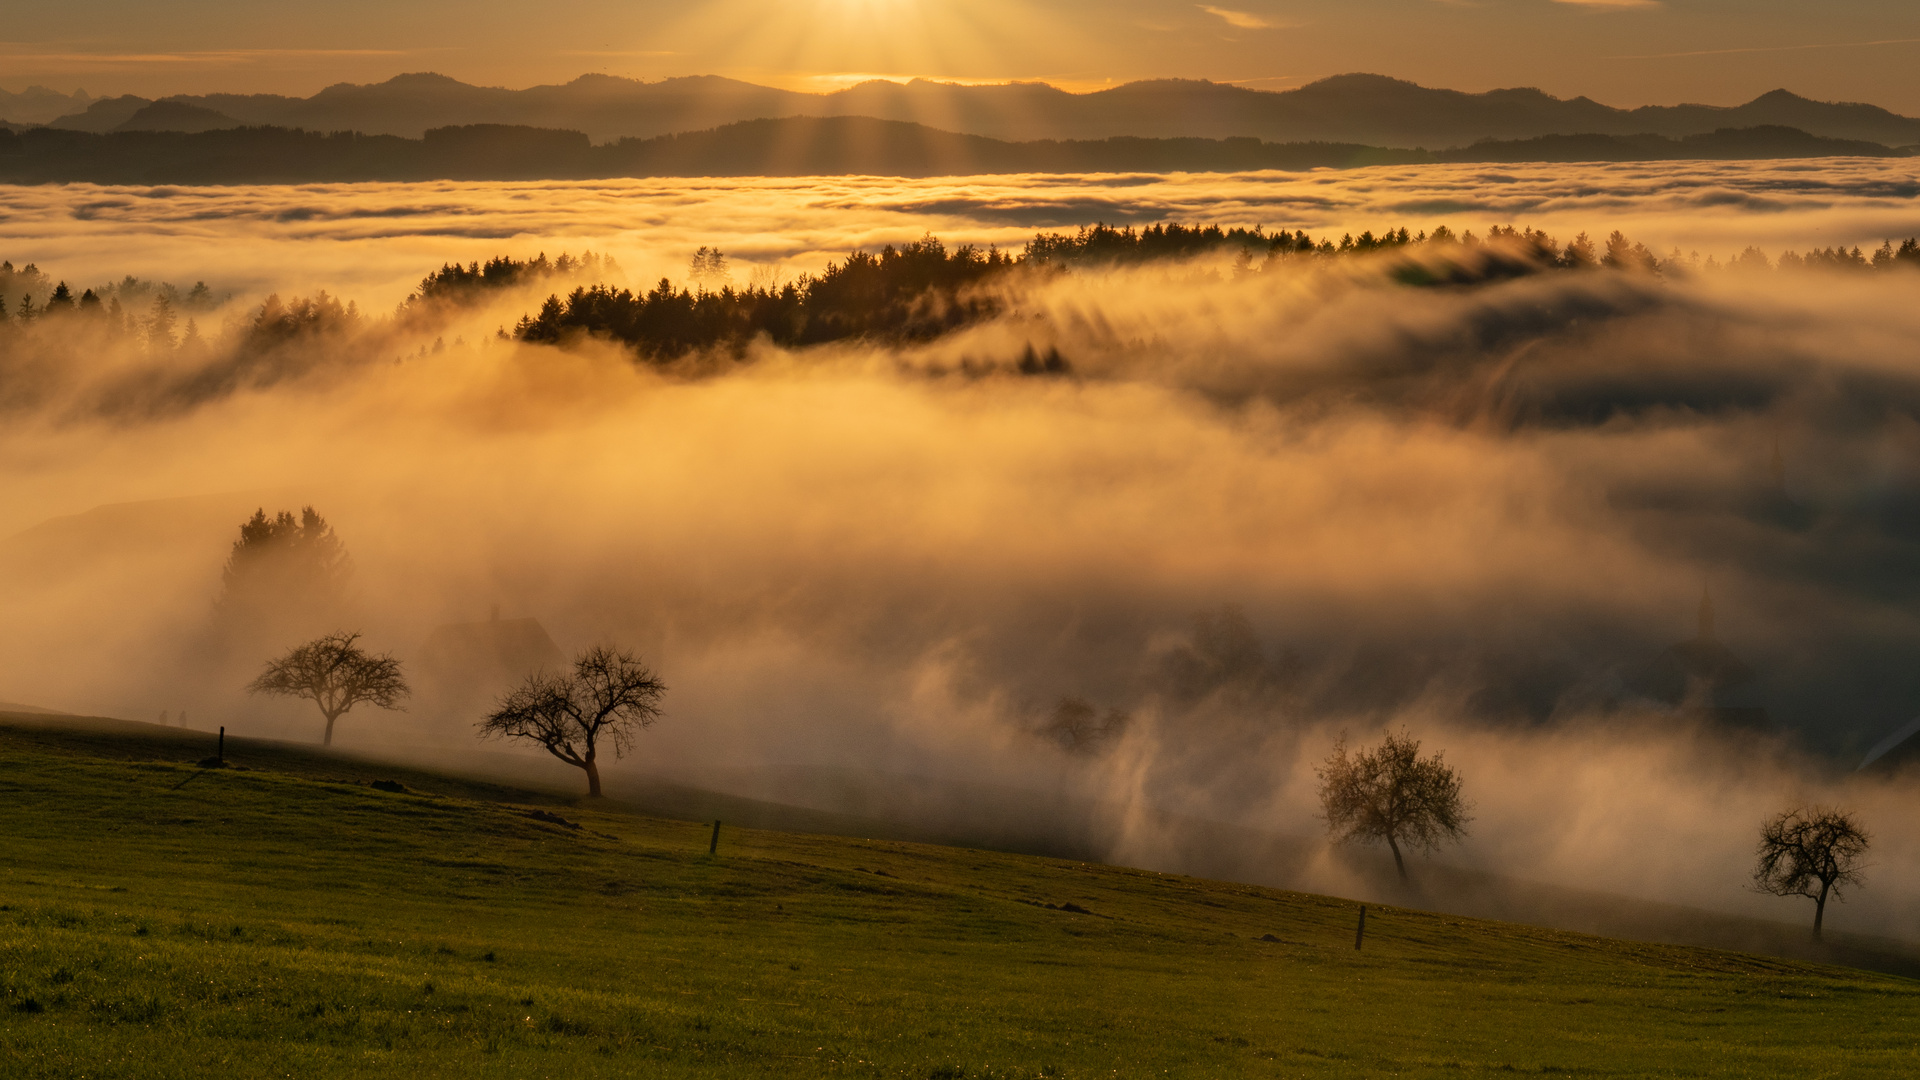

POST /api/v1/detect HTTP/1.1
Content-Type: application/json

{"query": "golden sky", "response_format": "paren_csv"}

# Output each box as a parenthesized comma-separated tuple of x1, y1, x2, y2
(7, 1, 1920, 110)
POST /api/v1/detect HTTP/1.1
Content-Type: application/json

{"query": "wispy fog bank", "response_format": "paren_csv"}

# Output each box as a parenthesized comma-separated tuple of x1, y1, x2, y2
(3, 163, 1920, 941)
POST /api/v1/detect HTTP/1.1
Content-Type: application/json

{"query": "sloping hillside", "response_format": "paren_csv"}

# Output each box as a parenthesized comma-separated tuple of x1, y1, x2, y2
(1, 713, 1915, 1078)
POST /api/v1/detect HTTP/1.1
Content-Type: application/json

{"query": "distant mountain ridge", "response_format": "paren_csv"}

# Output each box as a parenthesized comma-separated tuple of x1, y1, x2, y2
(0, 85, 93, 125)
(37, 72, 1920, 149)
(0, 115, 1902, 186)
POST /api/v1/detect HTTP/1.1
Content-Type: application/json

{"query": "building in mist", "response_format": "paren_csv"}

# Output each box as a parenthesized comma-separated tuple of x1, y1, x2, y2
(1606, 588, 1772, 731)
(1659, 588, 1771, 730)
(412, 608, 564, 729)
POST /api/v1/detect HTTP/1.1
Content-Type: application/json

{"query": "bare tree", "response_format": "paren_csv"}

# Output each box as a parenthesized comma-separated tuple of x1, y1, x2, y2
(1753, 806, 1870, 939)
(247, 631, 408, 747)
(1040, 696, 1129, 755)
(477, 646, 665, 797)
(1317, 730, 1470, 880)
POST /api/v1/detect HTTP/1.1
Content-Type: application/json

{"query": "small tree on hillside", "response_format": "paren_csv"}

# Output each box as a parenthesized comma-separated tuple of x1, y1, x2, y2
(1317, 729, 1470, 881)
(1753, 805, 1870, 939)
(477, 646, 665, 797)
(248, 631, 409, 746)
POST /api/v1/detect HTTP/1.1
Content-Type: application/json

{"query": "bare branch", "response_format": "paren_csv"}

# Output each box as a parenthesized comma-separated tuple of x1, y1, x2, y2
(247, 630, 409, 746)
(1753, 805, 1869, 936)
(477, 645, 665, 796)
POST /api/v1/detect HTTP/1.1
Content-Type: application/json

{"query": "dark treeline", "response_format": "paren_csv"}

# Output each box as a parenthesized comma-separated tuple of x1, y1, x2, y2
(516, 238, 1016, 357)
(403, 251, 616, 312)
(0, 116, 1905, 184)
(5, 225, 1915, 389)
(513, 223, 1920, 363)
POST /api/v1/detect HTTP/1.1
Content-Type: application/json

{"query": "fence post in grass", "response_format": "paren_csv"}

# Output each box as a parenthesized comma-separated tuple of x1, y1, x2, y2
(218, 726, 225, 765)
(1355, 905, 1366, 950)
(709, 820, 722, 855)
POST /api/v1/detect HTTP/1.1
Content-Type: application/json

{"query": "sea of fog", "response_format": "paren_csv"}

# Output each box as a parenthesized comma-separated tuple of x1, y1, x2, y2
(1, 159, 1916, 307)
(3, 160, 1920, 944)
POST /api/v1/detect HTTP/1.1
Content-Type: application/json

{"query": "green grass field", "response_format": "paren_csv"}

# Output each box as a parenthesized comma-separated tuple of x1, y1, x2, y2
(1, 714, 1915, 1079)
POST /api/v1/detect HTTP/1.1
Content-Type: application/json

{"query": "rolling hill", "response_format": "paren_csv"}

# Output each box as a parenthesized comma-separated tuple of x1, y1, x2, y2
(2, 710, 1917, 1077)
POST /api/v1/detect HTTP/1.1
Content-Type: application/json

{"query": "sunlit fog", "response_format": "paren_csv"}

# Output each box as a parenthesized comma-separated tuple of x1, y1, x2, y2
(5, 160, 1920, 937)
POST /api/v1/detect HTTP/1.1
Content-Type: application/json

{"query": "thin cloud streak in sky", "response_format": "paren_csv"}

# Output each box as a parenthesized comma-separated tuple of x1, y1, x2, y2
(0, 47, 416, 66)
(1198, 6, 1286, 31)
(1608, 37, 1920, 61)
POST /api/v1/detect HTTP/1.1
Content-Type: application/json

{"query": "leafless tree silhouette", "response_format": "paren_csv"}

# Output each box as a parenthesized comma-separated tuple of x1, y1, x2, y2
(1317, 729, 1470, 880)
(1753, 805, 1870, 938)
(1040, 696, 1129, 755)
(477, 646, 665, 797)
(247, 631, 408, 747)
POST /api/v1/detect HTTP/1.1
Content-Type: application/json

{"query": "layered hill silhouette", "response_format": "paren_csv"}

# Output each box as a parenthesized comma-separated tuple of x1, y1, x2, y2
(36, 71, 1920, 149)
(0, 115, 1902, 184)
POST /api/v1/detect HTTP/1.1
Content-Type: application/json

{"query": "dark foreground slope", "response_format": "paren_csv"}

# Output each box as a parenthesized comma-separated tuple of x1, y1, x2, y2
(0, 116, 1901, 184)
(1, 713, 1916, 1078)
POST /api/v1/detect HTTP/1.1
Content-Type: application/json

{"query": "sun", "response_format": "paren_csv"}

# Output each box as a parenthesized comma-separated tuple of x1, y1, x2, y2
(659, 0, 1064, 91)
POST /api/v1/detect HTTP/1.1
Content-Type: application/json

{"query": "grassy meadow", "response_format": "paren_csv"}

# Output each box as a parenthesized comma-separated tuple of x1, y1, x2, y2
(1, 714, 1915, 1078)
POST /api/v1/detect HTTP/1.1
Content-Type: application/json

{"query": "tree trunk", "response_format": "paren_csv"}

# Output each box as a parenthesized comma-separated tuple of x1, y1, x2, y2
(584, 757, 602, 797)
(1814, 881, 1830, 939)
(323, 711, 338, 747)
(1387, 835, 1407, 881)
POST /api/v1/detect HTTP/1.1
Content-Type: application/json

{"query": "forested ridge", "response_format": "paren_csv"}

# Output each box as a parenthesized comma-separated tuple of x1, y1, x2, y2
(3, 223, 1916, 390)
(505, 223, 1920, 362)
(0, 116, 1905, 184)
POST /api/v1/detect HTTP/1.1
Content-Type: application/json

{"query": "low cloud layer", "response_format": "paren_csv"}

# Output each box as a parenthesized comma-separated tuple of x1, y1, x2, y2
(4, 162, 1920, 943)
(3, 158, 1916, 312)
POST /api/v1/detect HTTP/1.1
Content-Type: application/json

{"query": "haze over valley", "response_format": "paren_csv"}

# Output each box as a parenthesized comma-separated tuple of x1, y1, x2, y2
(6, 4, 1920, 1072)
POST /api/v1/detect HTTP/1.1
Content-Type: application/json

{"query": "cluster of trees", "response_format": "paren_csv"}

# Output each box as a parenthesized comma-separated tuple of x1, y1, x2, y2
(514, 236, 1016, 360)
(1738, 239, 1920, 273)
(1025, 222, 1322, 264)
(219, 507, 352, 623)
(0, 263, 226, 354)
(400, 251, 615, 312)
(0, 262, 363, 386)
(224, 506, 1870, 936)
(226, 506, 666, 794)
(250, 627, 662, 793)
(10, 220, 1916, 383)
(503, 222, 1920, 362)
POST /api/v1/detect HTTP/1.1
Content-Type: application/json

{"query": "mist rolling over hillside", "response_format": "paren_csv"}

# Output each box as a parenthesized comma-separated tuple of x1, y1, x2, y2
(12, 0, 1920, 1066)
(4, 161, 1920, 944)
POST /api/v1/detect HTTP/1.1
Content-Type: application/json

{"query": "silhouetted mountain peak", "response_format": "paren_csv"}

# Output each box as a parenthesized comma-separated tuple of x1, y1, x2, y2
(1104, 77, 1241, 92)
(384, 72, 476, 89)
(1304, 73, 1423, 90)
(564, 73, 641, 88)
(309, 72, 489, 104)
(46, 94, 153, 132)
(115, 101, 241, 134)
(1481, 87, 1565, 105)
